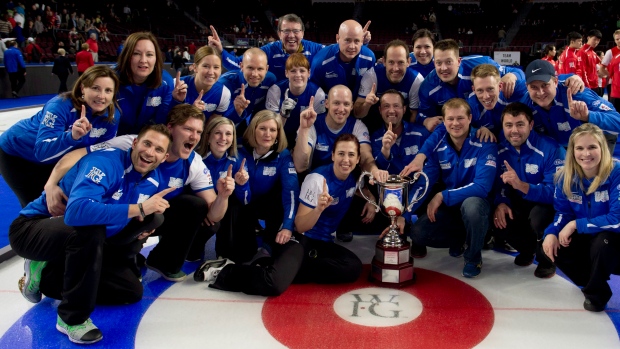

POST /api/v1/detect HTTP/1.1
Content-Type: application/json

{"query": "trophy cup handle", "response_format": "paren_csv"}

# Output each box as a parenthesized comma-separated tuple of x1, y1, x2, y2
(357, 171, 380, 213)
(406, 171, 430, 212)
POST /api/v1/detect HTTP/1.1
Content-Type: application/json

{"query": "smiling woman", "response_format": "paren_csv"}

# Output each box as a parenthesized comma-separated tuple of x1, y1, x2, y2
(0, 65, 121, 208)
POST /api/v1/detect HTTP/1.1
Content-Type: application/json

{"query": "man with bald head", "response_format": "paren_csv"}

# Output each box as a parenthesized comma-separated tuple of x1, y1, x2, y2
(310, 19, 376, 101)
(293, 84, 388, 242)
(220, 48, 277, 128)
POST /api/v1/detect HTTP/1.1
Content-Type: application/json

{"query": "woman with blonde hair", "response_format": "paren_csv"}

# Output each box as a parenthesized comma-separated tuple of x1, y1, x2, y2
(536, 123, 620, 312)
(52, 47, 73, 93)
(186, 116, 250, 261)
(176, 46, 232, 123)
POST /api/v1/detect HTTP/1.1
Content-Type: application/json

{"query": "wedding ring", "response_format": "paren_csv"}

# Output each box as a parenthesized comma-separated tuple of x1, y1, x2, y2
(76, 121, 82, 127)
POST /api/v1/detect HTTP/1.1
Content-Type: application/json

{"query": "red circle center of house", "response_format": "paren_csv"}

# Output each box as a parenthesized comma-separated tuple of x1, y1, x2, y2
(262, 267, 494, 349)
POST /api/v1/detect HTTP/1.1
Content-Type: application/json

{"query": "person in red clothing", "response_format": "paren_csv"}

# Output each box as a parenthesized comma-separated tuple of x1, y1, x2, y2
(188, 41, 196, 61)
(608, 48, 620, 111)
(24, 37, 43, 63)
(541, 44, 558, 74)
(75, 43, 94, 76)
(600, 30, 620, 104)
(577, 29, 602, 90)
(86, 33, 99, 62)
(558, 31, 582, 75)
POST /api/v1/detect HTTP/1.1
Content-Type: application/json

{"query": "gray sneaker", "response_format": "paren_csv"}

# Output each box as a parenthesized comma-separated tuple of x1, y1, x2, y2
(18, 259, 47, 303)
(193, 258, 234, 283)
(56, 316, 103, 344)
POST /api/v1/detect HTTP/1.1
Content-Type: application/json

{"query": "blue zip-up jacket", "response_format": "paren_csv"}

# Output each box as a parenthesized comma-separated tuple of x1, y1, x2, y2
(181, 75, 232, 119)
(221, 39, 325, 81)
(308, 113, 371, 170)
(299, 164, 357, 242)
(410, 126, 498, 211)
(3, 46, 26, 72)
(20, 148, 163, 237)
(310, 43, 376, 100)
(238, 146, 299, 231)
(265, 79, 326, 142)
(0, 95, 119, 164)
(409, 53, 434, 78)
(495, 131, 566, 206)
(371, 121, 430, 174)
(202, 152, 250, 205)
(520, 82, 620, 156)
(358, 65, 424, 111)
(544, 163, 620, 238)
(88, 135, 214, 200)
(417, 55, 525, 125)
(219, 70, 277, 124)
(116, 69, 177, 135)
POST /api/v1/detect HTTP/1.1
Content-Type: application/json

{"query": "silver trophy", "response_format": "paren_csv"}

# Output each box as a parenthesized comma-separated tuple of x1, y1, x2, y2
(357, 171, 429, 286)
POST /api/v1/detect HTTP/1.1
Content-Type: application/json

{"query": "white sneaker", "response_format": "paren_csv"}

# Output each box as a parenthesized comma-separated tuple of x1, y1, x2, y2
(193, 258, 234, 283)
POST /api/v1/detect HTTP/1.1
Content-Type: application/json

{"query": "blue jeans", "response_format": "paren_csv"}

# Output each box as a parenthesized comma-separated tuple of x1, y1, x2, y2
(410, 196, 490, 264)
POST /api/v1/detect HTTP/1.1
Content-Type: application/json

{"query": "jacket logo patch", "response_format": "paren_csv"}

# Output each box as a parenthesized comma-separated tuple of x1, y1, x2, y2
(146, 96, 161, 107)
(112, 189, 123, 200)
(525, 163, 539, 174)
(204, 103, 217, 112)
(138, 194, 150, 203)
(346, 187, 356, 198)
(85, 167, 106, 184)
(404, 145, 419, 156)
(89, 128, 107, 138)
(168, 177, 184, 188)
(557, 122, 571, 132)
(42, 112, 58, 128)
(595, 190, 609, 203)
(568, 194, 582, 204)
(263, 166, 276, 176)
(464, 158, 477, 168)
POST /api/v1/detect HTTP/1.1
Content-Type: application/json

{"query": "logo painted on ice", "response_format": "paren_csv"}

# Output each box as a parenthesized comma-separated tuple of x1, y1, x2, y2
(333, 287, 422, 327)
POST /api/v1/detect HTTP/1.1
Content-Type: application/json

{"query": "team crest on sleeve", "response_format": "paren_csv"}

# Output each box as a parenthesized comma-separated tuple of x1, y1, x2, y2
(89, 128, 107, 138)
(599, 103, 612, 111)
(168, 177, 184, 188)
(146, 97, 162, 107)
(85, 167, 106, 183)
(525, 164, 539, 174)
(485, 159, 496, 167)
(137, 194, 150, 203)
(41, 111, 58, 128)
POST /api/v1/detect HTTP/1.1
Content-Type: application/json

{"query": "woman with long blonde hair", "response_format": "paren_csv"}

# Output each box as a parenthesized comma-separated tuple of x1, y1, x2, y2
(536, 123, 620, 312)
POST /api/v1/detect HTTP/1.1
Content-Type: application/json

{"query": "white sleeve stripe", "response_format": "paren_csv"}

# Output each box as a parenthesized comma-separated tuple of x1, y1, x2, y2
(41, 146, 74, 162)
(288, 190, 295, 219)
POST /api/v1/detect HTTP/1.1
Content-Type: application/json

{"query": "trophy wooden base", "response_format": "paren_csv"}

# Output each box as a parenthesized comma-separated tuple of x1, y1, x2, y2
(369, 240, 416, 288)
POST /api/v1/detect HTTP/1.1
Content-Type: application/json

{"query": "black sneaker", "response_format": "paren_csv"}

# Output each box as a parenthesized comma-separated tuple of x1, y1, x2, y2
(534, 264, 556, 278)
(514, 253, 534, 267)
(336, 231, 353, 242)
(410, 243, 427, 258)
(584, 298, 606, 312)
(12, 91, 19, 98)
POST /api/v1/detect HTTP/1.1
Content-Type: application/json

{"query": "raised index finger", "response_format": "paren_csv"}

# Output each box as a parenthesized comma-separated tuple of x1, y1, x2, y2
(156, 186, 176, 197)
(370, 82, 376, 94)
(210, 25, 219, 40)
(240, 83, 245, 97)
(388, 121, 392, 132)
(503, 160, 514, 171)
(196, 89, 204, 101)
(363, 20, 371, 32)
(175, 71, 181, 86)
(323, 177, 328, 195)
(81, 104, 86, 119)
(238, 158, 246, 172)
(307, 96, 315, 111)
(227, 164, 233, 177)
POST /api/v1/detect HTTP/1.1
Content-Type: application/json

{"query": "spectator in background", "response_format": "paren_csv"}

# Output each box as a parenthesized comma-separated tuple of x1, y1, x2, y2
(171, 50, 185, 73)
(578, 29, 602, 90)
(76, 43, 94, 76)
(52, 48, 73, 93)
(0, 13, 12, 38)
(86, 33, 99, 62)
(12, 20, 24, 46)
(76, 13, 85, 31)
(100, 23, 110, 42)
(182, 47, 190, 62)
(24, 37, 43, 63)
(188, 41, 196, 61)
(33, 15, 44, 35)
(3, 40, 26, 97)
(541, 44, 558, 73)
(0, 38, 6, 64)
(559, 31, 583, 75)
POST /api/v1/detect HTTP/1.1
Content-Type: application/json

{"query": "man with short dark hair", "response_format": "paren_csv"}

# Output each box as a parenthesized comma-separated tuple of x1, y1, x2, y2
(578, 29, 602, 89)
(493, 102, 565, 267)
(3, 40, 26, 97)
(559, 31, 583, 75)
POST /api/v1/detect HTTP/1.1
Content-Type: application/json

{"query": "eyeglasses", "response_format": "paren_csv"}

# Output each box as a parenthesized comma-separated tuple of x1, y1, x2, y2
(279, 29, 302, 35)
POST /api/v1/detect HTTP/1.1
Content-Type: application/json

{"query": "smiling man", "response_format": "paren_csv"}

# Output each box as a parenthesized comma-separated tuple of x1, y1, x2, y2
(493, 102, 565, 267)
(10, 124, 173, 345)
(521, 59, 620, 157)
(310, 19, 376, 101)
(45, 104, 235, 282)
(354, 39, 424, 133)
(407, 98, 498, 278)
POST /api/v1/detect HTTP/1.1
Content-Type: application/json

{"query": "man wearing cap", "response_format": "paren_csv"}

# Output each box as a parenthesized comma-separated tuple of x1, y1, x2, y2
(24, 37, 43, 63)
(522, 59, 620, 156)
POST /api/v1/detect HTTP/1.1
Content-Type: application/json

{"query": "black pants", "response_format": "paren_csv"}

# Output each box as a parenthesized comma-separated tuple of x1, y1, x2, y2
(493, 201, 554, 255)
(146, 194, 208, 274)
(56, 73, 69, 93)
(8, 71, 26, 93)
(0, 147, 56, 208)
(9, 214, 162, 325)
(211, 233, 362, 296)
(537, 231, 620, 306)
(220, 191, 286, 264)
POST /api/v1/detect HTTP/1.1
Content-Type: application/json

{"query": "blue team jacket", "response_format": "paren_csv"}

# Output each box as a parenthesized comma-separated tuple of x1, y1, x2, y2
(371, 121, 430, 175)
(219, 70, 277, 124)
